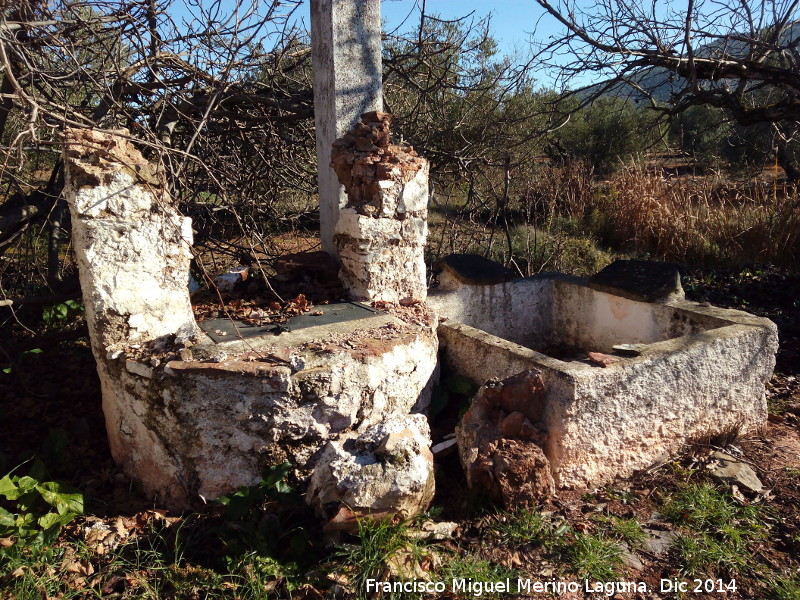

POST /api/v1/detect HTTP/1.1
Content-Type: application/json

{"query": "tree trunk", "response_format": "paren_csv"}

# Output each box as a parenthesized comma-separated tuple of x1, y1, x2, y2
(776, 142, 800, 186)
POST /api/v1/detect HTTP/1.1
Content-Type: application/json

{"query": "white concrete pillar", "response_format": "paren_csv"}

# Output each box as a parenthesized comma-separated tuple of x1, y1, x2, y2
(310, 0, 383, 257)
(63, 128, 197, 354)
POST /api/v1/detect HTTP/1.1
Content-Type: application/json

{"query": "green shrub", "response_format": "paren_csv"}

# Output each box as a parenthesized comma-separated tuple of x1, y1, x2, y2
(0, 461, 84, 552)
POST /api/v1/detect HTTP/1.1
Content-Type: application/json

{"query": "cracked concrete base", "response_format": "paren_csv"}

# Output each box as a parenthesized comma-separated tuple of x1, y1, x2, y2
(104, 315, 439, 509)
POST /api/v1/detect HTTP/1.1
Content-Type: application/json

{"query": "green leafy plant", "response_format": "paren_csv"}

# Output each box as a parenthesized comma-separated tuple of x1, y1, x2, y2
(0, 461, 84, 550)
(2, 348, 42, 375)
(42, 299, 83, 327)
(216, 462, 294, 522)
(213, 462, 314, 589)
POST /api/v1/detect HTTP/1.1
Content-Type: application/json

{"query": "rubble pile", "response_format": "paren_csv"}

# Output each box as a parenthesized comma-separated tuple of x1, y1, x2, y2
(456, 370, 555, 508)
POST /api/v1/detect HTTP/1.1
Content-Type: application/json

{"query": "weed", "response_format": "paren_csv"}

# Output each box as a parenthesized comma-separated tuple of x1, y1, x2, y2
(560, 532, 622, 581)
(439, 553, 519, 599)
(592, 515, 646, 547)
(662, 483, 768, 576)
(489, 507, 623, 581)
(42, 300, 83, 328)
(506, 226, 614, 276)
(430, 374, 478, 421)
(768, 573, 800, 600)
(597, 164, 800, 267)
(0, 460, 84, 551)
(489, 507, 566, 549)
(2, 348, 42, 375)
(333, 517, 422, 599)
(0, 543, 72, 600)
(602, 487, 640, 505)
(212, 462, 317, 589)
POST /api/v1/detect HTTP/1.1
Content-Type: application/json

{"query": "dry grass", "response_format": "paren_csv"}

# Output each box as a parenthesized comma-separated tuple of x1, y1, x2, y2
(598, 164, 800, 267)
(521, 161, 800, 269)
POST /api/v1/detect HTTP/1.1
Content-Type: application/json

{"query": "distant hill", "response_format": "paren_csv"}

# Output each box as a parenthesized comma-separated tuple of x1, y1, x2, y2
(579, 20, 800, 105)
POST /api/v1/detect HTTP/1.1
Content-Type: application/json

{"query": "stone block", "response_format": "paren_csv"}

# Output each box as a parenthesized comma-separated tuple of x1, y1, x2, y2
(589, 259, 684, 303)
(307, 413, 435, 527)
(436, 254, 516, 290)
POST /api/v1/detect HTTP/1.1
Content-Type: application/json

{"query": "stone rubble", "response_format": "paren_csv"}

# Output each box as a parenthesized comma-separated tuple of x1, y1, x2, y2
(456, 370, 555, 508)
(214, 266, 249, 293)
(306, 413, 435, 529)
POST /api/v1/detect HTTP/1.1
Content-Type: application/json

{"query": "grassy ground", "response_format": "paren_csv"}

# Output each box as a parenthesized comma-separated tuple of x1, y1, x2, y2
(1, 267, 799, 599)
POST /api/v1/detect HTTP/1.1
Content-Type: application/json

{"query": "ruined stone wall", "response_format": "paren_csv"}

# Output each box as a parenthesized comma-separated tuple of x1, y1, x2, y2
(331, 111, 428, 303)
(63, 128, 198, 504)
(64, 128, 439, 520)
(63, 128, 196, 351)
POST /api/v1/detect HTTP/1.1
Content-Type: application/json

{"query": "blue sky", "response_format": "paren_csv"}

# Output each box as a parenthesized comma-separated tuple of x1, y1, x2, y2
(379, 0, 548, 58)
(169, 0, 567, 84)
(281, 1, 552, 60)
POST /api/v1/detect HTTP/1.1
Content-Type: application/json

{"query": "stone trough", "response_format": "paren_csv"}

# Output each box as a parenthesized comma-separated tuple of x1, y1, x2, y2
(428, 255, 778, 493)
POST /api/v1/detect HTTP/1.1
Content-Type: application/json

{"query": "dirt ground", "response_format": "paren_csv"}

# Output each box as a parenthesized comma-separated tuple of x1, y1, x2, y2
(1, 267, 798, 599)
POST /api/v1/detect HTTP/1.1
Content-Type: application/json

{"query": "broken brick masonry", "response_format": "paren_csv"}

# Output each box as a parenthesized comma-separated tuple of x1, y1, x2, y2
(331, 111, 429, 303)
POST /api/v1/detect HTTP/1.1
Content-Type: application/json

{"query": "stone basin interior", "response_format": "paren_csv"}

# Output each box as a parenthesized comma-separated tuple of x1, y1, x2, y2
(429, 273, 733, 363)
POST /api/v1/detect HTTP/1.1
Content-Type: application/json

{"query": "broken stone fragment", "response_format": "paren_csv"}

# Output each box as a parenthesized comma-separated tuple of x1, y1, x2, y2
(63, 127, 197, 350)
(473, 438, 555, 508)
(214, 266, 249, 293)
(436, 254, 516, 291)
(431, 438, 457, 456)
(407, 520, 459, 541)
(306, 414, 435, 529)
(706, 451, 763, 493)
(587, 351, 620, 368)
(642, 527, 678, 556)
(589, 259, 685, 303)
(612, 343, 647, 357)
(456, 369, 554, 508)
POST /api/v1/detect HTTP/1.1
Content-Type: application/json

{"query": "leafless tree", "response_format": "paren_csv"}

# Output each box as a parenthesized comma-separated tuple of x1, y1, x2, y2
(0, 0, 314, 301)
(532, 0, 800, 179)
(0, 0, 548, 310)
(382, 4, 551, 270)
